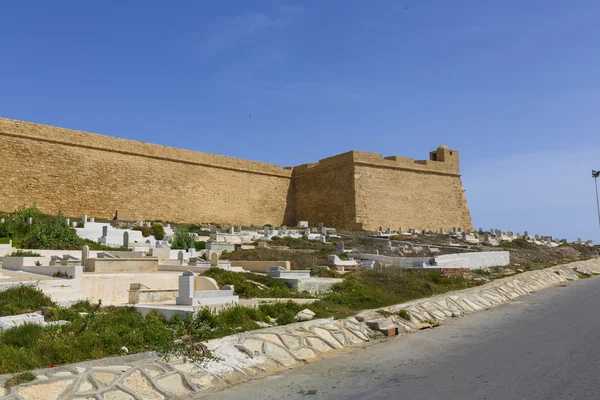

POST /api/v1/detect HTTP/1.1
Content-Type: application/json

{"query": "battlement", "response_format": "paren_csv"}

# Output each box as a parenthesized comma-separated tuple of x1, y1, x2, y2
(292, 147, 460, 177)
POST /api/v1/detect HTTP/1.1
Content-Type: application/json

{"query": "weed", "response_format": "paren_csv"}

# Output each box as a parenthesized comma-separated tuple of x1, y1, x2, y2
(376, 309, 394, 317)
(3, 372, 36, 388)
(472, 268, 490, 276)
(397, 309, 411, 321)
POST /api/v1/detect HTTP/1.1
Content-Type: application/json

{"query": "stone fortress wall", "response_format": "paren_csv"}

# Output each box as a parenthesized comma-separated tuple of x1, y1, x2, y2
(0, 118, 472, 230)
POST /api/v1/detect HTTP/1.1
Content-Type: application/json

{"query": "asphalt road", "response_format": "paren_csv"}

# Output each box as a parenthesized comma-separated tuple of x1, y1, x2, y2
(203, 277, 600, 400)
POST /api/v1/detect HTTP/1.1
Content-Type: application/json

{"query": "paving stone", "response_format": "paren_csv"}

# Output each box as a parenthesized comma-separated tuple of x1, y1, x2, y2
(462, 298, 483, 311)
(332, 331, 346, 344)
(72, 397, 97, 400)
(102, 365, 132, 372)
(122, 370, 165, 400)
(322, 323, 341, 331)
(347, 328, 369, 342)
(306, 337, 333, 353)
(253, 333, 285, 347)
(292, 347, 319, 361)
(157, 373, 193, 397)
(52, 371, 74, 377)
(35, 375, 49, 381)
(143, 367, 162, 378)
(190, 374, 222, 389)
(263, 341, 296, 366)
(16, 378, 75, 400)
(93, 372, 118, 386)
(312, 327, 343, 348)
(102, 390, 135, 400)
(241, 338, 264, 355)
(75, 367, 87, 374)
(280, 334, 301, 349)
(344, 328, 365, 344)
(76, 378, 94, 392)
(172, 362, 203, 375)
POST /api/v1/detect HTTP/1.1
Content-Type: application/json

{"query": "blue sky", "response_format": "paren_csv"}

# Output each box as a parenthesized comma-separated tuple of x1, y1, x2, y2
(1, 1, 599, 241)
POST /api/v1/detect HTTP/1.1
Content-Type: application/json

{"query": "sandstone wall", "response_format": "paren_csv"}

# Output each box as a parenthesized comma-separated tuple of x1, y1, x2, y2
(354, 164, 472, 231)
(292, 152, 359, 229)
(292, 150, 472, 231)
(0, 118, 293, 225)
(0, 118, 473, 231)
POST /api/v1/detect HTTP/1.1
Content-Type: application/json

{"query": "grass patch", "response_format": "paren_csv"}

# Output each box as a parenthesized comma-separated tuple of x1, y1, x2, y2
(221, 239, 335, 269)
(0, 286, 55, 317)
(0, 286, 312, 374)
(202, 268, 313, 299)
(0, 206, 129, 250)
(318, 268, 477, 312)
(310, 267, 342, 278)
(3, 371, 36, 388)
(472, 268, 490, 276)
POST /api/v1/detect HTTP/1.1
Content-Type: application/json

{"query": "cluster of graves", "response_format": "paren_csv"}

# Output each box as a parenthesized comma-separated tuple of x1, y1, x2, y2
(376, 226, 595, 248)
(0, 214, 595, 321)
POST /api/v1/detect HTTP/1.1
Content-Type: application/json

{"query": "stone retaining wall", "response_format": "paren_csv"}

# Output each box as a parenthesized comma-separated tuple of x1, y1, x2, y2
(2, 258, 599, 400)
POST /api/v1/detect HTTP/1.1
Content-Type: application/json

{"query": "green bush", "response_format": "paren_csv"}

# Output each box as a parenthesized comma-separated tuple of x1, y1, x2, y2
(0, 285, 55, 317)
(7, 250, 41, 257)
(132, 226, 152, 237)
(397, 309, 411, 321)
(0, 206, 111, 250)
(151, 224, 165, 240)
(171, 229, 195, 250)
(311, 267, 342, 278)
(20, 213, 82, 250)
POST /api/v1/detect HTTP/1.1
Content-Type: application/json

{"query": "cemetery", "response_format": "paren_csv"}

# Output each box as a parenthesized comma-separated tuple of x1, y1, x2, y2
(0, 205, 598, 392)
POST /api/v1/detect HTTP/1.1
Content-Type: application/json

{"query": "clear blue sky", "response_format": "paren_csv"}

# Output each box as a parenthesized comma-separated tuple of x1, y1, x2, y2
(1, 1, 599, 241)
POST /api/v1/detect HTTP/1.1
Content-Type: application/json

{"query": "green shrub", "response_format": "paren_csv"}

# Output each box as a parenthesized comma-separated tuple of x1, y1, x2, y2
(0, 285, 55, 317)
(194, 241, 206, 251)
(151, 224, 165, 240)
(8, 250, 41, 257)
(397, 309, 411, 321)
(2, 324, 45, 348)
(21, 214, 82, 250)
(132, 226, 152, 237)
(311, 267, 342, 278)
(171, 229, 195, 250)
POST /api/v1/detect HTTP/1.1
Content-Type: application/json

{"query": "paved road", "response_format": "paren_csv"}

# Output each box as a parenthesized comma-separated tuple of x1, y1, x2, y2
(203, 278, 600, 400)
